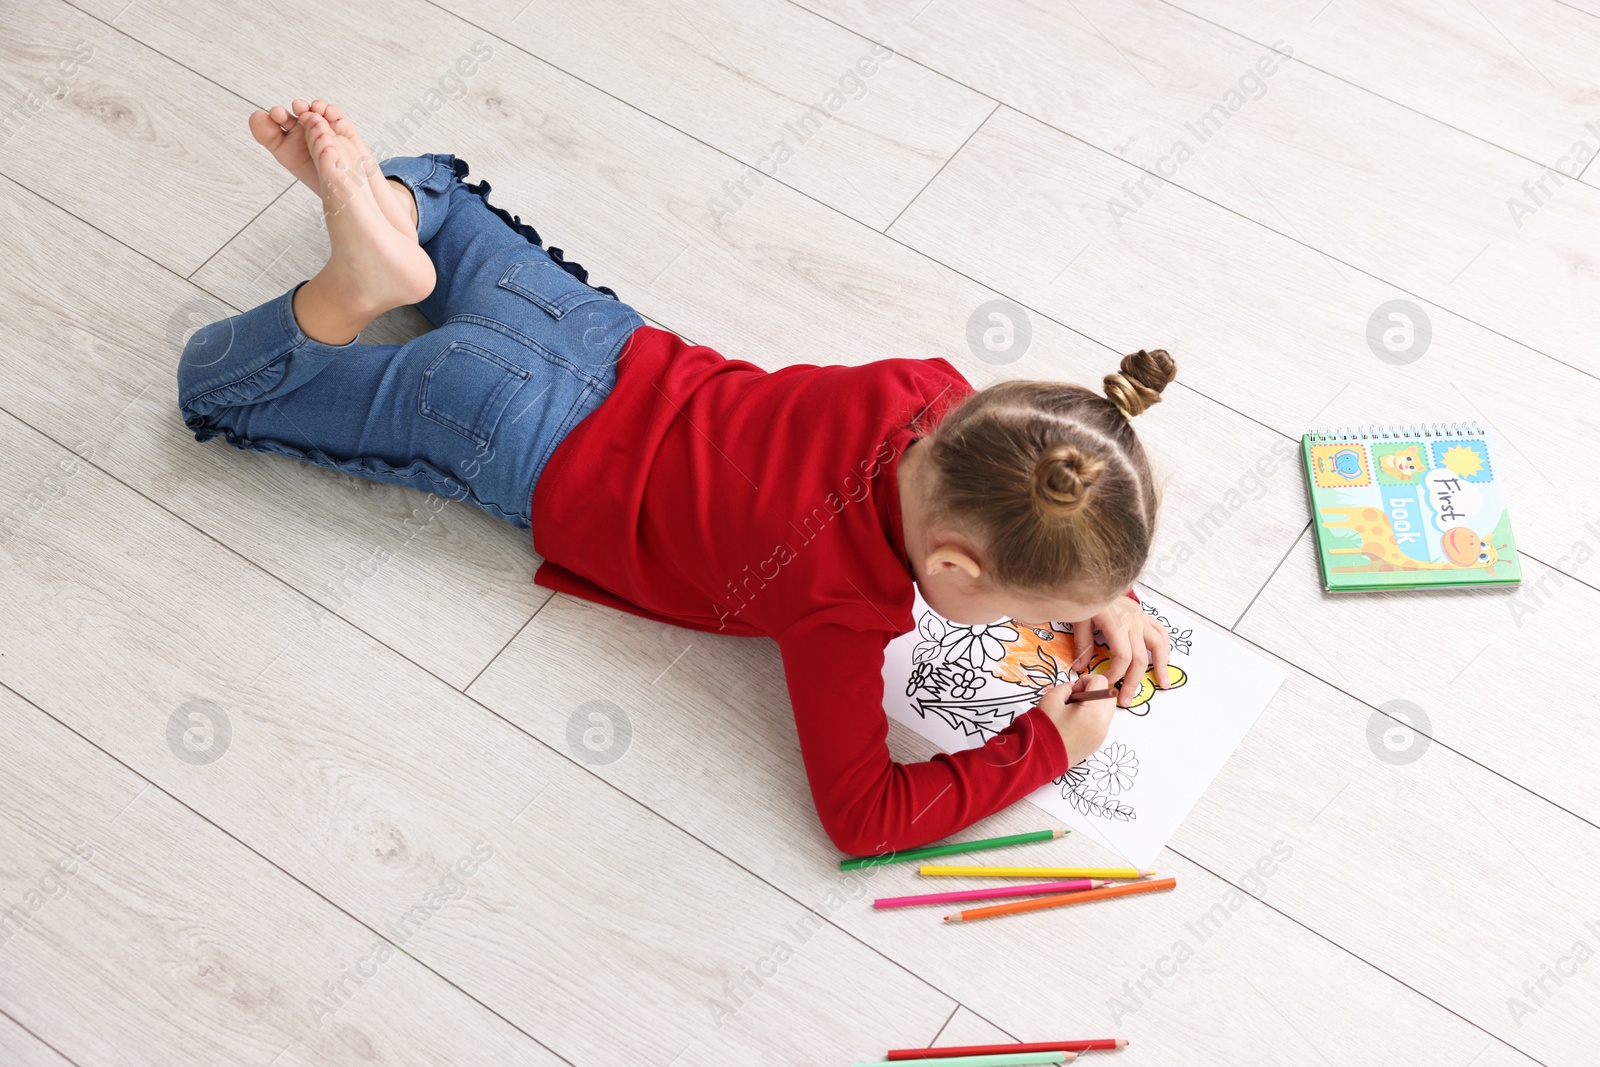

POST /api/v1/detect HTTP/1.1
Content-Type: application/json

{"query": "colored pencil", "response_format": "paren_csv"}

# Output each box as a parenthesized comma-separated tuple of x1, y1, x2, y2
(919, 865, 1157, 879)
(1065, 689, 1116, 704)
(887, 1039, 1124, 1058)
(874, 879, 1111, 909)
(840, 829, 1066, 871)
(853, 1054, 1070, 1067)
(944, 876, 1177, 922)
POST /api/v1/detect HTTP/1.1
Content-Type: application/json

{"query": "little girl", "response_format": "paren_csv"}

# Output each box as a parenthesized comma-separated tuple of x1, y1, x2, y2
(180, 101, 1176, 857)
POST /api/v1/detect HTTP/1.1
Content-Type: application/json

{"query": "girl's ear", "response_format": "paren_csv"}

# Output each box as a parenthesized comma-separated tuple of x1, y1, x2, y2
(924, 544, 983, 581)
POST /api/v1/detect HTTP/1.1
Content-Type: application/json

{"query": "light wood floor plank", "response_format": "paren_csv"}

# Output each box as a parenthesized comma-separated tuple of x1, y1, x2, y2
(0, 177, 545, 690)
(0, 1013, 73, 1067)
(74, 0, 992, 231)
(794, 0, 1600, 378)
(0, 686, 559, 1066)
(885, 105, 1600, 594)
(0, 408, 952, 1064)
(425, 0, 995, 230)
(1166, 0, 1600, 166)
(468, 592, 1541, 1065)
(0, 0, 287, 276)
(1237, 533, 1600, 829)
(931, 1009, 1013, 1050)
(1175, 657, 1600, 1063)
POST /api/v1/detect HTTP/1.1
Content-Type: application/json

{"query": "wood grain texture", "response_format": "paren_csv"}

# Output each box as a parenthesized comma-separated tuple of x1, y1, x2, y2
(0, 1013, 72, 1067)
(1238, 533, 1600, 829)
(886, 105, 1600, 592)
(468, 592, 1541, 1065)
(427, 0, 996, 229)
(1167, 0, 1600, 166)
(794, 0, 1600, 377)
(0, 686, 559, 1067)
(1174, 658, 1600, 1063)
(0, 409, 952, 1064)
(0, 0, 287, 275)
(929, 1008, 1015, 1049)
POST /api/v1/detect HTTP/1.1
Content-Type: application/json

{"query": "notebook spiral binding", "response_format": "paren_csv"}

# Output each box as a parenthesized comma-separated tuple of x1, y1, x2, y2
(1306, 422, 1487, 442)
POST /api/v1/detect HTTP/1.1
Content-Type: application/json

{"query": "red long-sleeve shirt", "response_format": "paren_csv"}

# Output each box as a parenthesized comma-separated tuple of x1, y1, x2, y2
(528, 325, 1071, 855)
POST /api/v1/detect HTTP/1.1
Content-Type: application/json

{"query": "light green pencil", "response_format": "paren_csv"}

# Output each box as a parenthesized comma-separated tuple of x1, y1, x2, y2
(851, 1053, 1067, 1067)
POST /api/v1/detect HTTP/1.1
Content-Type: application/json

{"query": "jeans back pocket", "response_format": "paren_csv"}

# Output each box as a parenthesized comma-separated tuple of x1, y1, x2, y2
(498, 260, 610, 320)
(418, 339, 530, 451)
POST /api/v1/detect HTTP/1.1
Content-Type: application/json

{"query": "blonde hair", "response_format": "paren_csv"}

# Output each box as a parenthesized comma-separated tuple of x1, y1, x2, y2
(919, 349, 1176, 597)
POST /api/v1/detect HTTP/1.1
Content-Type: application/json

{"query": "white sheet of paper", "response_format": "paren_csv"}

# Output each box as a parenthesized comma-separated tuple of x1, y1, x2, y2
(881, 585, 1286, 868)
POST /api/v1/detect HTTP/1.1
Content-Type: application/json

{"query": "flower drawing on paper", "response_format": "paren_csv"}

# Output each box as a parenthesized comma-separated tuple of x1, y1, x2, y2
(938, 621, 1021, 669)
(1140, 600, 1192, 655)
(913, 610, 1021, 670)
(1086, 742, 1138, 796)
(945, 665, 983, 699)
(902, 599, 1191, 823)
(1055, 757, 1139, 822)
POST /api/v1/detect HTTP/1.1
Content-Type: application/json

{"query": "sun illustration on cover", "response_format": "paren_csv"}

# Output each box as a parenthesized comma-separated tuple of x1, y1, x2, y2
(1440, 444, 1484, 478)
(903, 600, 1190, 823)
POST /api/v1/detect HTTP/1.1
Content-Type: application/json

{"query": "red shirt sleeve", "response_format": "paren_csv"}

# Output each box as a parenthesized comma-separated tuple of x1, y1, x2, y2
(777, 617, 1072, 857)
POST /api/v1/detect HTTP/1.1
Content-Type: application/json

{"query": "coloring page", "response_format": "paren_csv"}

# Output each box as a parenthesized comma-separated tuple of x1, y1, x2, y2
(882, 586, 1287, 867)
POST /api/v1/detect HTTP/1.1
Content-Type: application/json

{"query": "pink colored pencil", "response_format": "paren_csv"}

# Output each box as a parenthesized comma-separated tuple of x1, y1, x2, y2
(874, 879, 1111, 909)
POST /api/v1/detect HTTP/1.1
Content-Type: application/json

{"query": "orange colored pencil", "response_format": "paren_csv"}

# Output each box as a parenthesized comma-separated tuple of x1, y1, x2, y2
(943, 876, 1176, 922)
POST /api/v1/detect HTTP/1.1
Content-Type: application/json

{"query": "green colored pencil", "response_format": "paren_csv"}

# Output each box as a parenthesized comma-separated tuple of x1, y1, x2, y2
(839, 829, 1065, 871)
(851, 1053, 1066, 1067)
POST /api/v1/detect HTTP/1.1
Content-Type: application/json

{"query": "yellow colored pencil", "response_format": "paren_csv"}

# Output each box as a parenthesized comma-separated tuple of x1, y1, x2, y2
(919, 865, 1157, 879)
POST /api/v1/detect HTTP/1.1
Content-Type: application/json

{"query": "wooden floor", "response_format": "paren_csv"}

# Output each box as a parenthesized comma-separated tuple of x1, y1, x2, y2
(2, 0, 1598, 1063)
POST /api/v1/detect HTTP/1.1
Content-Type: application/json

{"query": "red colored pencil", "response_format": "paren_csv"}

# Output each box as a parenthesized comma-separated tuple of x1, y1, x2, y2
(887, 1039, 1127, 1058)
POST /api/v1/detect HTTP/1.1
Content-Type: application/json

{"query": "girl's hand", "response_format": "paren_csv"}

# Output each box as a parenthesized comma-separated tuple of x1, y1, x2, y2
(1068, 595, 1171, 708)
(1038, 673, 1116, 767)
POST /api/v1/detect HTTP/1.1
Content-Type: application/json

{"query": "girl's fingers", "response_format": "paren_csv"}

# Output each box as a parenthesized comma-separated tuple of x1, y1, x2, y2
(1068, 619, 1093, 670)
(1120, 643, 1149, 706)
(1149, 621, 1171, 688)
(1100, 625, 1133, 700)
(1073, 672, 1110, 695)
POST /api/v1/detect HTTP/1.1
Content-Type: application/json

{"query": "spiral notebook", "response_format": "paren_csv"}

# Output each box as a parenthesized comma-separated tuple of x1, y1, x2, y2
(1302, 423, 1521, 592)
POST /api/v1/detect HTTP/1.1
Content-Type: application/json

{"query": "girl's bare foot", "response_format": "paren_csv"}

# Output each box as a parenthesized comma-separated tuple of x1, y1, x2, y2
(290, 113, 435, 344)
(249, 99, 418, 237)
(248, 104, 318, 191)
(300, 99, 418, 238)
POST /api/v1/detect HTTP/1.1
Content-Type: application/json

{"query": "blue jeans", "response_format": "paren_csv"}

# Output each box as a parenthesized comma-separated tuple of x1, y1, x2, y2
(177, 153, 644, 529)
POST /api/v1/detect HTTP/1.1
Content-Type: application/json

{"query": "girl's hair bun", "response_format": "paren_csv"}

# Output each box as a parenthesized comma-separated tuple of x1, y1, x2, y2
(1103, 348, 1177, 419)
(1031, 442, 1107, 521)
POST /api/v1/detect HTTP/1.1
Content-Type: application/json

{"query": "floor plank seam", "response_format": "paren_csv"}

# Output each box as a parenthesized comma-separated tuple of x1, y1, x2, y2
(882, 100, 1002, 234)
(0, 678, 577, 1067)
(1164, 844, 1551, 1067)
(0, 1007, 84, 1067)
(1134, 581, 1600, 838)
(1550, 0, 1600, 22)
(1231, 523, 1311, 630)
(1152, 0, 1596, 173)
